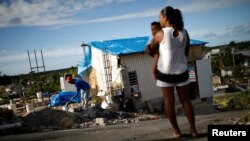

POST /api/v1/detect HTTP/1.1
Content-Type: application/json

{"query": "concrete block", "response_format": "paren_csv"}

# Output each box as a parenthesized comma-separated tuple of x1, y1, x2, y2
(95, 118, 107, 126)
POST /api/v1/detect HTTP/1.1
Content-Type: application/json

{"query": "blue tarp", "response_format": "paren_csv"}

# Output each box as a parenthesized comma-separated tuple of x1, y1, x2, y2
(90, 36, 149, 56)
(77, 45, 92, 77)
(89, 36, 208, 56)
(77, 36, 208, 76)
(190, 39, 208, 46)
(50, 91, 81, 107)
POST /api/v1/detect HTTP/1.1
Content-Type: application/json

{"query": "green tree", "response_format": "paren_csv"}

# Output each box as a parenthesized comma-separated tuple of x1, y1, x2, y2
(28, 84, 39, 96)
(211, 57, 221, 75)
(221, 53, 233, 67)
(233, 66, 245, 78)
(229, 41, 236, 46)
(0, 75, 12, 85)
(234, 53, 245, 65)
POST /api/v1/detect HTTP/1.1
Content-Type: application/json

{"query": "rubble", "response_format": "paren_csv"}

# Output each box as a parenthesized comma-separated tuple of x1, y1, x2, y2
(20, 107, 90, 131)
(95, 118, 107, 126)
(209, 111, 250, 125)
(0, 106, 162, 136)
(0, 108, 30, 135)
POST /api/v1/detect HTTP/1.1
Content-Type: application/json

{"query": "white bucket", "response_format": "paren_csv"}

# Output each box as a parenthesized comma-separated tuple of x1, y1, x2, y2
(36, 92, 42, 98)
(26, 103, 34, 113)
(8, 104, 17, 113)
(36, 92, 43, 102)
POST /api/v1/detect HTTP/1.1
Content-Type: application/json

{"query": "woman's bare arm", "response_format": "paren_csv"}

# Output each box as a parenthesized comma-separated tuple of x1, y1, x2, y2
(185, 30, 190, 57)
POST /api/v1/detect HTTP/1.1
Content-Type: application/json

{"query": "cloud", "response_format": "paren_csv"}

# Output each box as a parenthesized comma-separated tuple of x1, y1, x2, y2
(52, 0, 250, 27)
(0, 49, 8, 55)
(0, 0, 249, 28)
(0, 51, 27, 63)
(0, 46, 84, 75)
(43, 47, 83, 59)
(78, 0, 250, 25)
(179, 0, 250, 13)
(83, 8, 158, 24)
(0, 0, 134, 28)
(190, 22, 250, 46)
(226, 23, 250, 35)
(200, 32, 217, 39)
(0, 47, 83, 63)
(9, 17, 22, 24)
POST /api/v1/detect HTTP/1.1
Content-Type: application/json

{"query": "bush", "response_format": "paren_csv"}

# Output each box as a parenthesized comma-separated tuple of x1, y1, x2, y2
(214, 90, 250, 110)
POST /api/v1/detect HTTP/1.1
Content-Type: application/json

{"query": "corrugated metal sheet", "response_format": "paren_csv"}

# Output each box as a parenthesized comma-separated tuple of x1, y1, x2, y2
(121, 54, 162, 101)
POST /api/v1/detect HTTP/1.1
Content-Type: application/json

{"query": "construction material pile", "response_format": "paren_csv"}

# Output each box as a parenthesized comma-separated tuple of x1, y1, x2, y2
(1, 106, 161, 135)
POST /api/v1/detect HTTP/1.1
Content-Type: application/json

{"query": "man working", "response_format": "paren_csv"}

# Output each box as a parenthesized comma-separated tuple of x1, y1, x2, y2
(64, 73, 91, 111)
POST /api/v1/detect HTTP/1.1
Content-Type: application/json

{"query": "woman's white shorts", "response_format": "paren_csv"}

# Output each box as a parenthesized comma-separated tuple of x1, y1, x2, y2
(156, 78, 190, 87)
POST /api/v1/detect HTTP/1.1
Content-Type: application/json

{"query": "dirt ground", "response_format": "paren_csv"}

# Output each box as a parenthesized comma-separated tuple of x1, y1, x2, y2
(1, 104, 160, 135)
(1, 99, 249, 141)
(1, 109, 249, 141)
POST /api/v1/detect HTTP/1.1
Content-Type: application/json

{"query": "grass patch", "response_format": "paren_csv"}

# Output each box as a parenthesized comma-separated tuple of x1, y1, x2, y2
(214, 90, 250, 111)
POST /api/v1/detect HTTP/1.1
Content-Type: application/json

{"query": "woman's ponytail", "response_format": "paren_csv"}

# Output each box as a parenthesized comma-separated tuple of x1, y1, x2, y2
(172, 8, 184, 30)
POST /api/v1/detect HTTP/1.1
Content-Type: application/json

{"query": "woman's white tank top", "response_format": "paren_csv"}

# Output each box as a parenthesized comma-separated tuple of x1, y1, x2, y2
(157, 27, 188, 74)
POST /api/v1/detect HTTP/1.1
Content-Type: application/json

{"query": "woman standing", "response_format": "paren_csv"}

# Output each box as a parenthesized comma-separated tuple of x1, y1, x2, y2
(149, 6, 198, 138)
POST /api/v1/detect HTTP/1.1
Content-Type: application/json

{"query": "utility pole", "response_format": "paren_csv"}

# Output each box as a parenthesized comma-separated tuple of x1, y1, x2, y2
(27, 49, 46, 73)
(34, 50, 39, 72)
(41, 50, 46, 71)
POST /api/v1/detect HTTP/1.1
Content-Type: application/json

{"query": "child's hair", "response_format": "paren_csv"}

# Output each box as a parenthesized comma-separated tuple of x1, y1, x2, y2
(151, 21, 161, 28)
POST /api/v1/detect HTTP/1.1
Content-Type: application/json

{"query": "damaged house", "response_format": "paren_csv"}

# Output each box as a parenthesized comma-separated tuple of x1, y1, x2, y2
(77, 36, 210, 110)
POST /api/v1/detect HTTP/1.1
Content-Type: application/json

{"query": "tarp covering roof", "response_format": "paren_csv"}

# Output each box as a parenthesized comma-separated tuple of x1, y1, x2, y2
(190, 39, 208, 46)
(89, 36, 149, 56)
(89, 36, 208, 56)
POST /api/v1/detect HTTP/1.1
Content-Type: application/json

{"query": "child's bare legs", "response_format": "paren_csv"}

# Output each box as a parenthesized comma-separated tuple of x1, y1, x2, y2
(152, 53, 159, 79)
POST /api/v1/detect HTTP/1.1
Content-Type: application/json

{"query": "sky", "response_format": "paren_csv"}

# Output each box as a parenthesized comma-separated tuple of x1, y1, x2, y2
(0, 0, 250, 76)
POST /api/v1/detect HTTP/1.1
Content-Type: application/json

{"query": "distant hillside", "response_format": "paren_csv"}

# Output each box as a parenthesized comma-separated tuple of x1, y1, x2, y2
(202, 40, 250, 51)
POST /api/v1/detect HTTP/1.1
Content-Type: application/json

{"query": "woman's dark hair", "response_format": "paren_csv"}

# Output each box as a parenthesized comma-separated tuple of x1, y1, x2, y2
(161, 6, 184, 30)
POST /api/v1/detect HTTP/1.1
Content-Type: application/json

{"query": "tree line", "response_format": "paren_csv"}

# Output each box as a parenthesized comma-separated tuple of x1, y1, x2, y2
(0, 67, 77, 98)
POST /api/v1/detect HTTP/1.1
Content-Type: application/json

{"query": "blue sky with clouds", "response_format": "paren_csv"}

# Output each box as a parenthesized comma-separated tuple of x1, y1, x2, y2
(0, 0, 250, 75)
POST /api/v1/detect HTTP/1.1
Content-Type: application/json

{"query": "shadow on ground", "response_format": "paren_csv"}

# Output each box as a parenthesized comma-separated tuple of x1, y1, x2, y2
(144, 133, 208, 141)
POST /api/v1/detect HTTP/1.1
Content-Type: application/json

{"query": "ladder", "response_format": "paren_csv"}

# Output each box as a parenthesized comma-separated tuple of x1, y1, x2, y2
(103, 48, 112, 93)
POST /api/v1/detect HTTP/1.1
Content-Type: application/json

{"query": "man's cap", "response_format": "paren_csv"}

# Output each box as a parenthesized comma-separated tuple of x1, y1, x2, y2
(64, 73, 72, 80)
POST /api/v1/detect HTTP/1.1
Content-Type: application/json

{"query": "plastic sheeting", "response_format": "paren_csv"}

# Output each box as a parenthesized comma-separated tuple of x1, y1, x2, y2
(190, 39, 208, 46)
(89, 36, 208, 56)
(89, 36, 149, 56)
(50, 91, 81, 107)
(77, 45, 92, 77)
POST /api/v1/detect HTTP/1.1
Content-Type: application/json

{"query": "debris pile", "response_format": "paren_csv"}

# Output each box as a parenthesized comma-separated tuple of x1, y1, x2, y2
(0, 106, 162, 136)
(0, 108, 30, 135)
(20, 107, 90, 131)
